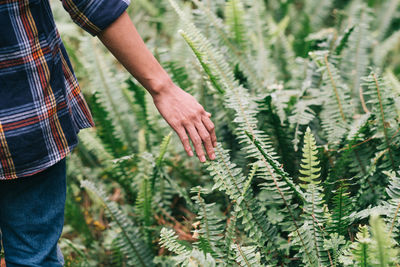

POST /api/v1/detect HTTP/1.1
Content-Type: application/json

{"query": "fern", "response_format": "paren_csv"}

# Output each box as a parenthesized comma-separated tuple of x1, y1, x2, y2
(350, 225, 371, 266)
(375, 0, 399, 41)
(361, 71, 399, 170)
(81, 180, 154, 266)
(293, 128, 332, 266)
(191, 0, 267, 91)
(159, 228, 217, 266)
(289, 60, 321, 151)
(233, 244, 263, 267)
(330, 180, 352, 236)
(136, 177, 153, 227)
(311, 51, 353, 145)
(80, 37, 137, 150)
(304, 0, 334, 31)
(224, 214, 238, 265)
(334, 26, 355, 57)
(369, 214, 398, 266)
(382, 171, 400, 240)
(323, 233, 347, 267)
(60, 1, 400, 266)
(78, 128, 113, 164)
(346, 214, 399, 266)
(88, 92, 126, 157)
(341, 3, 372, 99)
(191, 187, 226, 259)
(224, 0, 247, 50)
(126, 79, 155, 149)
(170, 3, 310, 261)
(373, 31, 400, 69)
(159, 228, 190, 256)
(207, 145, 277, 252)
(152, 132, 172, 191)
(163, 61, 194, 93)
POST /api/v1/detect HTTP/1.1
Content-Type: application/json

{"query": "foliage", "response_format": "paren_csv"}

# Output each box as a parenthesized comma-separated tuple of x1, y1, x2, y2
(53, 0, 400, 266)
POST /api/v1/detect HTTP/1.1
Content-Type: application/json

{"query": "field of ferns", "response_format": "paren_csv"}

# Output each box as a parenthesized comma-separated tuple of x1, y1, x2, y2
(47, 0, 400, 266)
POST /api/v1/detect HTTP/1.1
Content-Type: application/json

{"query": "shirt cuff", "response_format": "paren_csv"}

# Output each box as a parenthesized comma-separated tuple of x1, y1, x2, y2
(63, 0, 130, 36)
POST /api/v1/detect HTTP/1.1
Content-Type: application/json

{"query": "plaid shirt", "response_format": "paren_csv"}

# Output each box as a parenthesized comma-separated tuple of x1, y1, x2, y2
(0, 0, 129, 180)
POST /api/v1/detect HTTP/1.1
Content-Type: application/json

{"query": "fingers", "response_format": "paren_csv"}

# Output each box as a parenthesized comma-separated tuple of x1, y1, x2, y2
(174, 109, 216, 162)
(185, 124, 208, 163)
(201, 114, 217, 147)
(195, 121, 216, 160)
(175, 126, 194, 157)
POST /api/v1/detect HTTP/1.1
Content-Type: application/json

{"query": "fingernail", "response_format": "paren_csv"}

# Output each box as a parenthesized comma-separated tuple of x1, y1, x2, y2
(210, 154, 216, 160)
(189, 151, 194, 156)
(213, 142, 217, 147)
(200, 156, 206, 162)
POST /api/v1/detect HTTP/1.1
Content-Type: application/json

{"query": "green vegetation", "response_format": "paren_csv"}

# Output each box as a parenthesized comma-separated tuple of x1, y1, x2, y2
(56, 0, 400, 266)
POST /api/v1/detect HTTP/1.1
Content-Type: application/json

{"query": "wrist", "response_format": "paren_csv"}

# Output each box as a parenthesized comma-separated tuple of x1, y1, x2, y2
(148, 76, 177, 97)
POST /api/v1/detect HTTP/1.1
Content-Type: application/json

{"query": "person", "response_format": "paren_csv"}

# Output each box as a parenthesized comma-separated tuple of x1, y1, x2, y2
(0, 0, 217, 266)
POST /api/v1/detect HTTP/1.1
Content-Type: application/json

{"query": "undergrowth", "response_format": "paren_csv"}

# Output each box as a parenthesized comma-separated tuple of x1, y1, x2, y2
(53, 0, 400, 266)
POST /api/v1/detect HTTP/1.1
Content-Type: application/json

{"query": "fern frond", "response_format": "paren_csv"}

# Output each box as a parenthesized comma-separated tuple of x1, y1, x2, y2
(330, 180, 353, 236)
(163, 61, 194, 93)
(233, 244, 263, 267)
(341, 3, 372, 99)
(151, 132, 172, 193)
(185, 249, 217, 266)
(126, 79, 155, 148)
(225, 0, 247, 50)
(156, 132, 173, 167)
(294, 128, 331, 266)
(361, 71, 399, 170)
(136, 177, 153, 227)
(312, 51, 353, 145)
(369, 214, 398, 266)
(88, 92, 126, 157)
(245, 131, 304, 202)
(350, 225, 371, 266)
(373, 30, 400, 68)
(191, 187, 226, 258)
(163, 172, 194, 211)
(323, 233, 347, 267)
(290, 221, 322, 267)
(159, 228, 190, 256)
(78, 128, 113, 164)
(299, 128, 322, 187)
(179, 30, 225, 95)
(191, 0, 267, 90)
(304, 0, 334, 31)
(334, 26, 355, 57)
(224, 214, 238, 265)
(207, 145, 277, 252)
(289, 61, 321, 151)
(81, 180, 154, 267)
(160, 229, 218, 266)
(382, 171, 400, 240)
(375, 0, 399, 41)
(81, 37, 137, 150)
(385, 70, 400, 118)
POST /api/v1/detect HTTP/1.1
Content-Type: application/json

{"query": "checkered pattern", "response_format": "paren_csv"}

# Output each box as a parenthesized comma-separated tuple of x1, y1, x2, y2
(0, 0, 129, 179)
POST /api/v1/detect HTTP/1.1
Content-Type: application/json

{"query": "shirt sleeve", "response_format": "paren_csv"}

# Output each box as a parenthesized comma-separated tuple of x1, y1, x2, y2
(61, 0, 130, 36)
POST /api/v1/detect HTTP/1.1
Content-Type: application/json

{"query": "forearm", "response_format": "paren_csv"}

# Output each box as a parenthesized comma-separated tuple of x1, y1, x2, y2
(96, 11, 217, 162)
(97, 11, 173, 96)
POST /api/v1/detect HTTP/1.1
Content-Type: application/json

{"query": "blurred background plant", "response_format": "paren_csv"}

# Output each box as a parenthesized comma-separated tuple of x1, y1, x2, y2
(49, 0, 400, 266)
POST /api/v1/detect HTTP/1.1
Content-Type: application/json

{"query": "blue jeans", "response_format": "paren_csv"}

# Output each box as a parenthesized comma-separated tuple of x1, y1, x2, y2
(0, 159, 66, 267)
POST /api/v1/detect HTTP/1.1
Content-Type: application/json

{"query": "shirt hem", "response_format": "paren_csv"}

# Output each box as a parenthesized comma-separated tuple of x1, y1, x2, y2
(0, 124, 93, 180)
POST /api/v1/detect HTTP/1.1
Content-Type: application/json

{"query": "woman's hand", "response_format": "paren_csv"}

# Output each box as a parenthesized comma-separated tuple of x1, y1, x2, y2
(152, 84, 217, 162)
